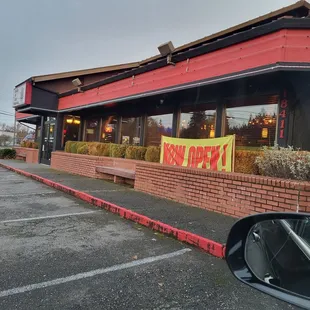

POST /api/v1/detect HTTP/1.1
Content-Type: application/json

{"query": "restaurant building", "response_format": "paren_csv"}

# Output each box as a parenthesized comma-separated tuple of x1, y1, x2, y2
(13, 1, 310, 165)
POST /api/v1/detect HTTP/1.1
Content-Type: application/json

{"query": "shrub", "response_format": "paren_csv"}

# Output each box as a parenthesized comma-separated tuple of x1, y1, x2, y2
(125, 146, 147, 160)
(234, 150, 261, 175)
(110, 144, 127, 158)
(65, 141, 73, 153)
(135, 147, 147, 160)
(21, 141, 38, 149)
(25, 141, 32, 148)
(97, 143, 110, 157)
(145, 146, 161, 162)
(0, 148, 16, 159)
(255, 146, 310, 180)
(77, 144, 88, 154)
(87, 142, 100, 156)
(125, 146, 136, 159)
(70, 142, 78, 154)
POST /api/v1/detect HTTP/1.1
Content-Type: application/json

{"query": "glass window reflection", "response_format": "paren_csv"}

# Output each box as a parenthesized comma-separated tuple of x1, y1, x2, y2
(146, 114, 172, 146)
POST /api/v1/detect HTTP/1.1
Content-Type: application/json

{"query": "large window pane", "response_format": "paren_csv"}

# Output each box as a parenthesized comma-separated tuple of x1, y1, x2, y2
(85, 118, 99, 142)
(225, 103, 278, 149)
(146, 114, 173, 146)
(63, 115, 81, 146)
(179, 105, 216, 139)
(121, 117, 141, 145)
(101, 116, 117, 143)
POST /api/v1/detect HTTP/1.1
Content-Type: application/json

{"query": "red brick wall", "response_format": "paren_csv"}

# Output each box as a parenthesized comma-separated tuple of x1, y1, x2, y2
(134, 162, 310, 218)
(51, 151, 138, 180)
(14, 147, 39, 164)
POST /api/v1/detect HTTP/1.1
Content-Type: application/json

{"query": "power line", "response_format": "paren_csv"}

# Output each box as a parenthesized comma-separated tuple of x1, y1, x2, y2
(0, 112, 14, 117)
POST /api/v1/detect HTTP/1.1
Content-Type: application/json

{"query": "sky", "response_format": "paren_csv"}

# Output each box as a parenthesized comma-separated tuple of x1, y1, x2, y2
(0, 0, 295, 125)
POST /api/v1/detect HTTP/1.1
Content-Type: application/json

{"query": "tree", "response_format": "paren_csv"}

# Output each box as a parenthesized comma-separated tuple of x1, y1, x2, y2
(0, 135, 12, 146)
(180, 111, 215, 139)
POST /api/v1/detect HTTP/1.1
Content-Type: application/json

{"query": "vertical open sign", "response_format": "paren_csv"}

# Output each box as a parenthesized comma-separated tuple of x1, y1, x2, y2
(278, 90, 289, 146)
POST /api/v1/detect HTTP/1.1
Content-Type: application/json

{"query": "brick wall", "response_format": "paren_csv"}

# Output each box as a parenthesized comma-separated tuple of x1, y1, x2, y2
(51, 151, 138, 180)
(134, 162, 310, 218)
(14, 147, 39, 164)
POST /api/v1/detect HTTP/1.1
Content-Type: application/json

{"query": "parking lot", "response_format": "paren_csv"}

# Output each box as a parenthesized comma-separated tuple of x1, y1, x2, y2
(0, 167, 297, 310)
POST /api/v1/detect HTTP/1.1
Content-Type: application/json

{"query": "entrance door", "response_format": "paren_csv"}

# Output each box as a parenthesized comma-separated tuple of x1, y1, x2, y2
(40, 117, 56, 165)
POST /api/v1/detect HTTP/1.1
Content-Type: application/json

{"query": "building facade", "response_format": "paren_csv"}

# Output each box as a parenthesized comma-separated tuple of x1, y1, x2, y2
(14, 1, 310, 165)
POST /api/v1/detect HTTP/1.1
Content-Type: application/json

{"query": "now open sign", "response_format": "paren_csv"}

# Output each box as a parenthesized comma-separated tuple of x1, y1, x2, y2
(160, 135, 235, 172)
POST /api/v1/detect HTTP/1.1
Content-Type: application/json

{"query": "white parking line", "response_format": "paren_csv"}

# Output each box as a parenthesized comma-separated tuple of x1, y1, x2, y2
(0, 211, 97, 224)
(0, 248, 191, 298)
(0, 192, 56, 198)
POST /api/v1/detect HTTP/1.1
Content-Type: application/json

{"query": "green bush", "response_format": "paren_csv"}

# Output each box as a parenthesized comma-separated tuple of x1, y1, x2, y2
(125, 146, 136, 159)
(145, 146, 161, 162)
(20, 141, 38, 149)
(135, 147, 147, 160)
(234, 150, 261, 175)
(77, 144, 88, 154)
(87, 142, 100, 156)
(110, 144, 127, 158)
(125, 146, 147, 160)
(65, 141, 73, 153)
(0, 148, 16, 159)
(70, 142, 78, 154)
(97, 143, 110, 156)
(255, 146, 310, 180)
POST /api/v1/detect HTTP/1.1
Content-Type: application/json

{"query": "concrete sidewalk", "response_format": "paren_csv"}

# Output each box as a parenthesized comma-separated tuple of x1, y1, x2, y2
(0, 160, 237, 254)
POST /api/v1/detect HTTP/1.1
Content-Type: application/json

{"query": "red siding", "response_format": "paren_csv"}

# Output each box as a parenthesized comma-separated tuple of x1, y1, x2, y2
(57, 29, 310, 111)
(16, 112, 33, 120)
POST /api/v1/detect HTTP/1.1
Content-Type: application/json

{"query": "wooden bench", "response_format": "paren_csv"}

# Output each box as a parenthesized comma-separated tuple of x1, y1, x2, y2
(16, 153, 27, 161)
(96, 166, 135, 184)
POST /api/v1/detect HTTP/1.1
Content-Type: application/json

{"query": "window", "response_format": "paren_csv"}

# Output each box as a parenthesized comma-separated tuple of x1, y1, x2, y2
(146, 113, 173, 146)
(179, 104, 216, 139)
(225, 96, 278, 149)
(100, 116, 117, 143)
(85, 118, 99, 142)
(121, 117, 141, 145)
(63, 115, 81, 146)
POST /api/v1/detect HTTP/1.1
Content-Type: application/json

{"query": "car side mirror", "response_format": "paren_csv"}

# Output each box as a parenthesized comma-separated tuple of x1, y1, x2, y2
(225, 212, 310, 310)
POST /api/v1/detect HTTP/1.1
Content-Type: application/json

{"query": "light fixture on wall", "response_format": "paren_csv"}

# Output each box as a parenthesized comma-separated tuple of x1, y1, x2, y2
(209, 125, 215, 138)
(158, 41, 175, 66)
(66, 118, 73, 124)
(262, 128, 268, 138)
(72, 78, 83, 93)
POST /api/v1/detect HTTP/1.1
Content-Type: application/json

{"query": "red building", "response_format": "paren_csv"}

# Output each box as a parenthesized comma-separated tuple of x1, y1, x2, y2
(14, 1, 310, 164)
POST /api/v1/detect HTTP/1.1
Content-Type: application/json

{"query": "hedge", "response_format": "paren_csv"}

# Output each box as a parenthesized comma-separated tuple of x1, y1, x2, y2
(20, 141, 39, 149)
(64, 141, 263, 173)
(234, 150, 261, 175)
(0, 148, 16, 159)
(64, 141, 158, 162)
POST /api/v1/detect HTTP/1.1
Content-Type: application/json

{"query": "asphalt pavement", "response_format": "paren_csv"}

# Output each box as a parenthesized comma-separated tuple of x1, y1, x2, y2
(0, 167, 298, 309)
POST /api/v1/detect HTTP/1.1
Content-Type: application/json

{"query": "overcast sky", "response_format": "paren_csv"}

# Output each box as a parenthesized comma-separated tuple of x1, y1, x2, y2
(0, 0, 295, 124)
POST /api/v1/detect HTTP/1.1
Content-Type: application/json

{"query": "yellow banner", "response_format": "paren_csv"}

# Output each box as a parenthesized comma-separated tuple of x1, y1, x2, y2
(160, 135, 235, 172)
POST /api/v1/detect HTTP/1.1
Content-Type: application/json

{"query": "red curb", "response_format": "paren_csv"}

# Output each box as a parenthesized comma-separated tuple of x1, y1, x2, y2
(0, 162, 225, 259)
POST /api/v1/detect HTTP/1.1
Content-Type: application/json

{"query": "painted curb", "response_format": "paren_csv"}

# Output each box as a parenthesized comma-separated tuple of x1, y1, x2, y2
(0, 162, 226, 259)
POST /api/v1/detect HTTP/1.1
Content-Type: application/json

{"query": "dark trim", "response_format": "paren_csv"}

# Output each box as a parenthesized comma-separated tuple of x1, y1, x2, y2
(59, 18, 310, 98)
(172, 105, 180, 137)
(32, 85, 59, 95)
(215, 101, 224, 138)
(18, 107, 58, 114)
(54, 114, 64, 151)
(15, 78, 32, 88)
(38, 116, 44, 163)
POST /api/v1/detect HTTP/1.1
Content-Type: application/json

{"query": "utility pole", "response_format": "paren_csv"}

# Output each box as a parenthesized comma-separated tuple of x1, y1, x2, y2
(13, 114, 17, 146)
